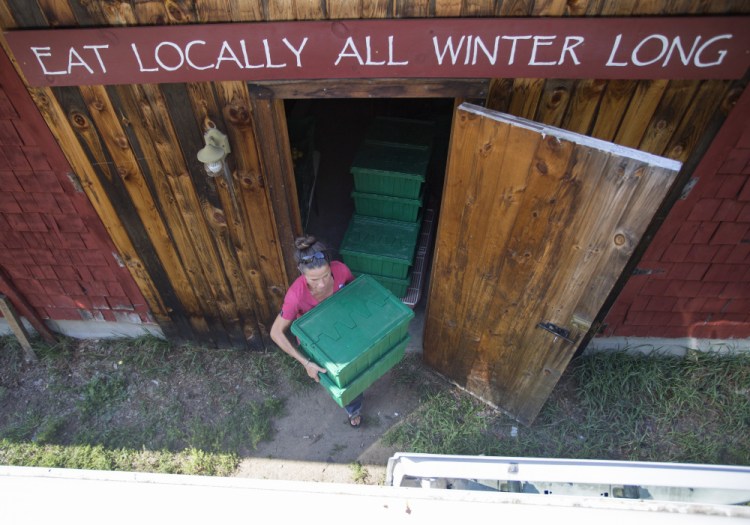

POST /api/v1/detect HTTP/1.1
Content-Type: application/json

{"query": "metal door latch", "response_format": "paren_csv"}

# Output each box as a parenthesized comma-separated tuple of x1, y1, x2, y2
(536, 321, 578, 344)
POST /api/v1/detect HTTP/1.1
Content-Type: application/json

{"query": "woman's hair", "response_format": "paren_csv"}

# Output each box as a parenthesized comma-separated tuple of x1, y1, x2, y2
(294, 235, 329, 271)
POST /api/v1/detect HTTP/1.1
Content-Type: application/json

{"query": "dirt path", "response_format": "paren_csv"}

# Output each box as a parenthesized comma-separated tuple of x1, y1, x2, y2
(235, 366, 424, 484)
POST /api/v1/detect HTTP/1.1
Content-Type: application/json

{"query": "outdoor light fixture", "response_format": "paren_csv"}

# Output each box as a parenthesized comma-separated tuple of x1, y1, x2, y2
(196, 128, 231, 178)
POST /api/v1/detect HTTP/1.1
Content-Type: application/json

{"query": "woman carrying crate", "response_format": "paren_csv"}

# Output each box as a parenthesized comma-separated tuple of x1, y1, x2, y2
(270, 235, 364, 428)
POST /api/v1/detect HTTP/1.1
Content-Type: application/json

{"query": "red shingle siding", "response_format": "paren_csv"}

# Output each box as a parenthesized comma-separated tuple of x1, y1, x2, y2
(0, 48, 150, 327)
(603, 86, 750, 340)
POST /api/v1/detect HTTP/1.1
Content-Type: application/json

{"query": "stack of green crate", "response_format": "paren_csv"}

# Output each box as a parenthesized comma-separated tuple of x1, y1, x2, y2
(291, 274, 414, 407)
(343, 117, 434, 298)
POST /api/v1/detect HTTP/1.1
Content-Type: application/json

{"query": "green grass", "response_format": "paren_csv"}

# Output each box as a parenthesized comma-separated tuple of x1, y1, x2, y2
(0, 439, 237, 476)
(384, 350, 750, 465)
(0, 334, 292, 476)
(2, 334, 749, 478)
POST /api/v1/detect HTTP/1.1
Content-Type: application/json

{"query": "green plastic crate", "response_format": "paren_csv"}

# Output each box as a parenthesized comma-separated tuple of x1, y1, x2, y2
(350, 142, 429, 199)
(319, 335, 409, 407)
(290, 275, 414, 388)
(351, 190, 423, 222)
(354, 271, 411, 298)
(340, 215, 420, 279)
(364, 116, 435, 150)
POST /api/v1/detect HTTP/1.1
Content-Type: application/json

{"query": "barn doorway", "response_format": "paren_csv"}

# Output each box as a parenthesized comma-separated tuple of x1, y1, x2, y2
(284, 98, 454, 317)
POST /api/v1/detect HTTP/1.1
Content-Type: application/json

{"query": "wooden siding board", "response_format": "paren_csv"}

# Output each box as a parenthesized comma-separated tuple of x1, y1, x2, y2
(158, 82, 254, 347)
(535, 79, 575, 128)
(36, 0, 77, 26)
(105, 83, 228, 344)
(531, 0, 568, 15)
(434, 0, 462, 16)
(590, 80, 638, 142)
(3, 0, 48, 27)
(183, 81, 276, 348)
(558, 79, 607, 136)
(614, 80, 669, 148)
(214, 81, 288, 329)
(638, 80, 700, 156)
(128, 83, 248, 346)
(508, 78, 546, 121)
(496, 0, 534, 16)
(326, 0, 362, 18)
(663, 80, 732, 163)
(248, 96, 302, 285)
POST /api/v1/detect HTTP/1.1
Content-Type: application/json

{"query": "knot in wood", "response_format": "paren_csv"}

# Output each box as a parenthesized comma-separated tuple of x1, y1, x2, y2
(536, 161, 548, 175)
(656, 120, 667, 130)
(480, 142, 492, 156)
(213, 210, 226, 225)
(92, 98, 105, 111)
(545, 136, 561, 150)
(70, 112, 89, 130)
(225, 103, 250, 126)
(117, 166, 130, 179)
(670, 144, 684, 158)
(115, 134, 129, 149)
(614, 233, 627, 246)
(550, 87, 567, 106)
(166, 1, 185, 22)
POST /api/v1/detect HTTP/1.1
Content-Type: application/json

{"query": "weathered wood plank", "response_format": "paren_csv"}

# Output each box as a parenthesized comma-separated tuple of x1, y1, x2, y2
(267, 0, 297, 20)
(638, 80, 700, 156)
(36, 0, 77, 26)
(590, 80, 637, 142)
(393, 0, 431, 17)
(560, 79, 607, 135)
(614, 80, 669, 148)
(485, 78, 514, 113)
(131, 0, 169, 24)
(451, 121, 541, 382)
(249, 97, 303, 285)
(361, 0, 390, 17)
(496, 0, 534, 15)
(531, 0, 569, 15)
(249, 79, 489, 99)
(535, 79, 575, 127)
(157, 83, 252, 348)
(434, 0, 462, 16)
(3, 0, 47, 27)
(461, 0, 496, 16)
(425, 106, 485, 372)
(214, 81, 289, 326)
(478, 133, 577, 405)
(507, 78, 545, 120)
(103, 84, 227, 344)
(183, 81, 277, 348)
(0, 294, 38, 362)
(294, 0, 325, 20)
(326, 0, 361, 18)
(125, 83, 247, 346)
(662, 80, 732, 163)
(0, 267, 56, 343)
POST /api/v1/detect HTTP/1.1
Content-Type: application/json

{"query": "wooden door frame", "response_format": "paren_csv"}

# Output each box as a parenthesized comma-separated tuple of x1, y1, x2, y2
(247, 78, 489, 286)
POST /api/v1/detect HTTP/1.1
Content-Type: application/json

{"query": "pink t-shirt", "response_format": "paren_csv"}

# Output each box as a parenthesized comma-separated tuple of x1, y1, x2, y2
(279, 260, 354, 321)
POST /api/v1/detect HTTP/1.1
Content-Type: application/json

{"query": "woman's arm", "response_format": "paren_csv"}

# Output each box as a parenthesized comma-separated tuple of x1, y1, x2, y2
(270, 314, 327, 382)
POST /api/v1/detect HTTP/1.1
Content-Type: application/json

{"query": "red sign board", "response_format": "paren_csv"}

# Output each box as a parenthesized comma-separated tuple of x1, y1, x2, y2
(4, 18, 749, 87)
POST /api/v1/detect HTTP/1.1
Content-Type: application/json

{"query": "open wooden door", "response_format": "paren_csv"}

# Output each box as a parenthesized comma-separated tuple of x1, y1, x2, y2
(424, 103, 681, 425)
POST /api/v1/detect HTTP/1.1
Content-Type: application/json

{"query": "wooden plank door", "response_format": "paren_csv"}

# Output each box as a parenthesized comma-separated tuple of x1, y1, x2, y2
(424, 103, 681, 425)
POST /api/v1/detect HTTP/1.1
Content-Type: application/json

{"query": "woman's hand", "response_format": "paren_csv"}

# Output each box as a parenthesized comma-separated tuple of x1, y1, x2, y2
(303, 360, 327, 382)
